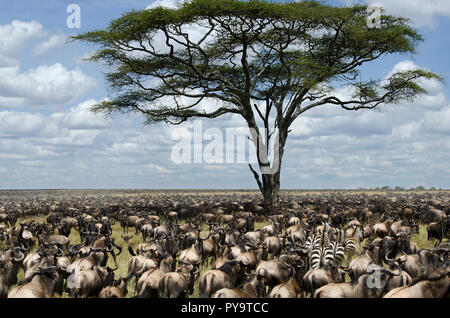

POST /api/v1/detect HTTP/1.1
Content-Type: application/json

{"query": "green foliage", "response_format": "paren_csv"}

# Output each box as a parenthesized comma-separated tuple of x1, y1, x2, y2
(73, 0, 439, 126)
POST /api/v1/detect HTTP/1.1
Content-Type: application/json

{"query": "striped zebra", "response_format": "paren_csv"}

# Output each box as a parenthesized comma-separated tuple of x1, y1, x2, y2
(344, 225, 363, 261)
(327, 241, 346, 265)
(308, 222, 340, 269)
(304, 234, 321, 251)
(304, 234, 321, 269)
(309, 246, 327, 269)
(309, 240, 345, 268)
(305, 222, 348, 269)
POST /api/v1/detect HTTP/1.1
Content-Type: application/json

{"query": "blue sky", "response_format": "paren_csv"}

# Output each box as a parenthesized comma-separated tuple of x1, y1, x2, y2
(0, 0, 449, 190)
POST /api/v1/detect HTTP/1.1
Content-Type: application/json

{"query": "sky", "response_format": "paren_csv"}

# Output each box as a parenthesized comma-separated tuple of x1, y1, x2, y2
(0, 0, 449, 190)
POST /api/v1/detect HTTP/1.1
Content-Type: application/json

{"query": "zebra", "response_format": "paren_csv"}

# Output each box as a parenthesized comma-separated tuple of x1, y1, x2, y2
(308, 222, 340, 269)
(304, 234, 321, 269)
(344, 225, 363, 261)
(305, 222, 349, 269)
(310, 246, 326, 269)
(327, 241, 345, 265)
(304, 234, 321, 252)
(309, 240, 346, 269)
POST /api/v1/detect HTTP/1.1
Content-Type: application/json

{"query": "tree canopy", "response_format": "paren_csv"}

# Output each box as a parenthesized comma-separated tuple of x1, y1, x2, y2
(73, 0, 440, 205)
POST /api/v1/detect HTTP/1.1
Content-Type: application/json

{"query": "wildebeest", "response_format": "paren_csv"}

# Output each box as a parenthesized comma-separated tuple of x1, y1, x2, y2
(383, 265, 449, 298)
(0, 190, 449, 299)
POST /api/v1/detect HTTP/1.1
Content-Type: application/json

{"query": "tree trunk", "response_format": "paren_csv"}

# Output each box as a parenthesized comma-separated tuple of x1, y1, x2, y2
(249, 127, 287, 214)
(261, 171, 281, 212)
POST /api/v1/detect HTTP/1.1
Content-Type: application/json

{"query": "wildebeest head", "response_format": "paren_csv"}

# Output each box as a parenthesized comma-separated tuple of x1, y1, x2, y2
(363, 238, 383, 265)
(381, 236, 398, 261)
(395, 232, 413, 254)
(418, 249, 444, 273)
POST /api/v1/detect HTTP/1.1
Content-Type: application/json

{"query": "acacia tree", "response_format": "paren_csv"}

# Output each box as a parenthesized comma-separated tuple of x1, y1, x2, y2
(74, 0, 439, 206)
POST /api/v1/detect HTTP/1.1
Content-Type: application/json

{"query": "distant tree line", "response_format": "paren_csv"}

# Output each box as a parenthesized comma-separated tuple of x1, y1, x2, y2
(356, 185, 442, 191)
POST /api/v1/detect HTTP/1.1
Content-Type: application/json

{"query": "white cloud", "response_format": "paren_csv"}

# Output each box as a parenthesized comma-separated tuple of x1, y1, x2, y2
(50, 99, 108, 130)
(0, 63, 97, 108)
(146, 0, 186, 10)
(0, 54, 19, 67)
(0, 111, 46, 137)
(392, 120, 422, 139)
(0, 14, 448, 191)
(74, 51, 96, 65)
(422, 106, 450, 134)
(0, 96, 27, 108)
(33, 33, 66, 55)
(280, 58, 450, 188)
(366, 0, 450, 28)
(290, 108, 392, 138)
(0, 99, 109, 139)
(383, 61, 445, 110)
(43, 129, 103, 147)
(145, 163, 172, 174)
(0, 20, 45, 56)
(386, 60, 419, 75)
(0, 20, 95, 109)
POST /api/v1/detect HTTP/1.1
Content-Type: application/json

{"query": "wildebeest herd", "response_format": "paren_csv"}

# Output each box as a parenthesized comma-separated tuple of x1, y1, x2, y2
(0, 190, 448, 298)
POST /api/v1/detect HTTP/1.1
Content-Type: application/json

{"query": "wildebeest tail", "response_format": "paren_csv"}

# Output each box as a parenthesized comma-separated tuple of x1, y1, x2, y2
(160, 276, 169, 298)
(126, 271, 135, 282)
(201, 274, 214, 298)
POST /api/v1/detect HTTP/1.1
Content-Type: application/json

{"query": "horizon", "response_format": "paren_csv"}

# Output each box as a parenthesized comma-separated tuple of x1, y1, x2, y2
(1, 0, 449, 190)
(0, 187, 447, 191)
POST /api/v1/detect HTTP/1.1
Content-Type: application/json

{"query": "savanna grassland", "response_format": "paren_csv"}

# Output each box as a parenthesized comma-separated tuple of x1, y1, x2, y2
(1, 189, 448, 298)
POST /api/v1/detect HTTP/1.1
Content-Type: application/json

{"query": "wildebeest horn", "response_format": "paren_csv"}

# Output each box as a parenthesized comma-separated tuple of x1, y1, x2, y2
(90, 248, 105, 254)
(143, 245, 154, 252)
(295, 258, 305, 268)
(113, 241, 122, 255)
(56, 248, 63, 256)
(41, 265, 58, 272)
(382, 267, 401, 276)
(338, 265, 351, 273)
(429, 247, 450, 253)
(289, 248, 309, 255)
(106, 243, 114, 252)
(68, 244, 80, 255)
(13, 250, 25, 262)
(281, 258, 291, 268)
(384, 249, 395, 263)
(20, 241, 30, 251)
